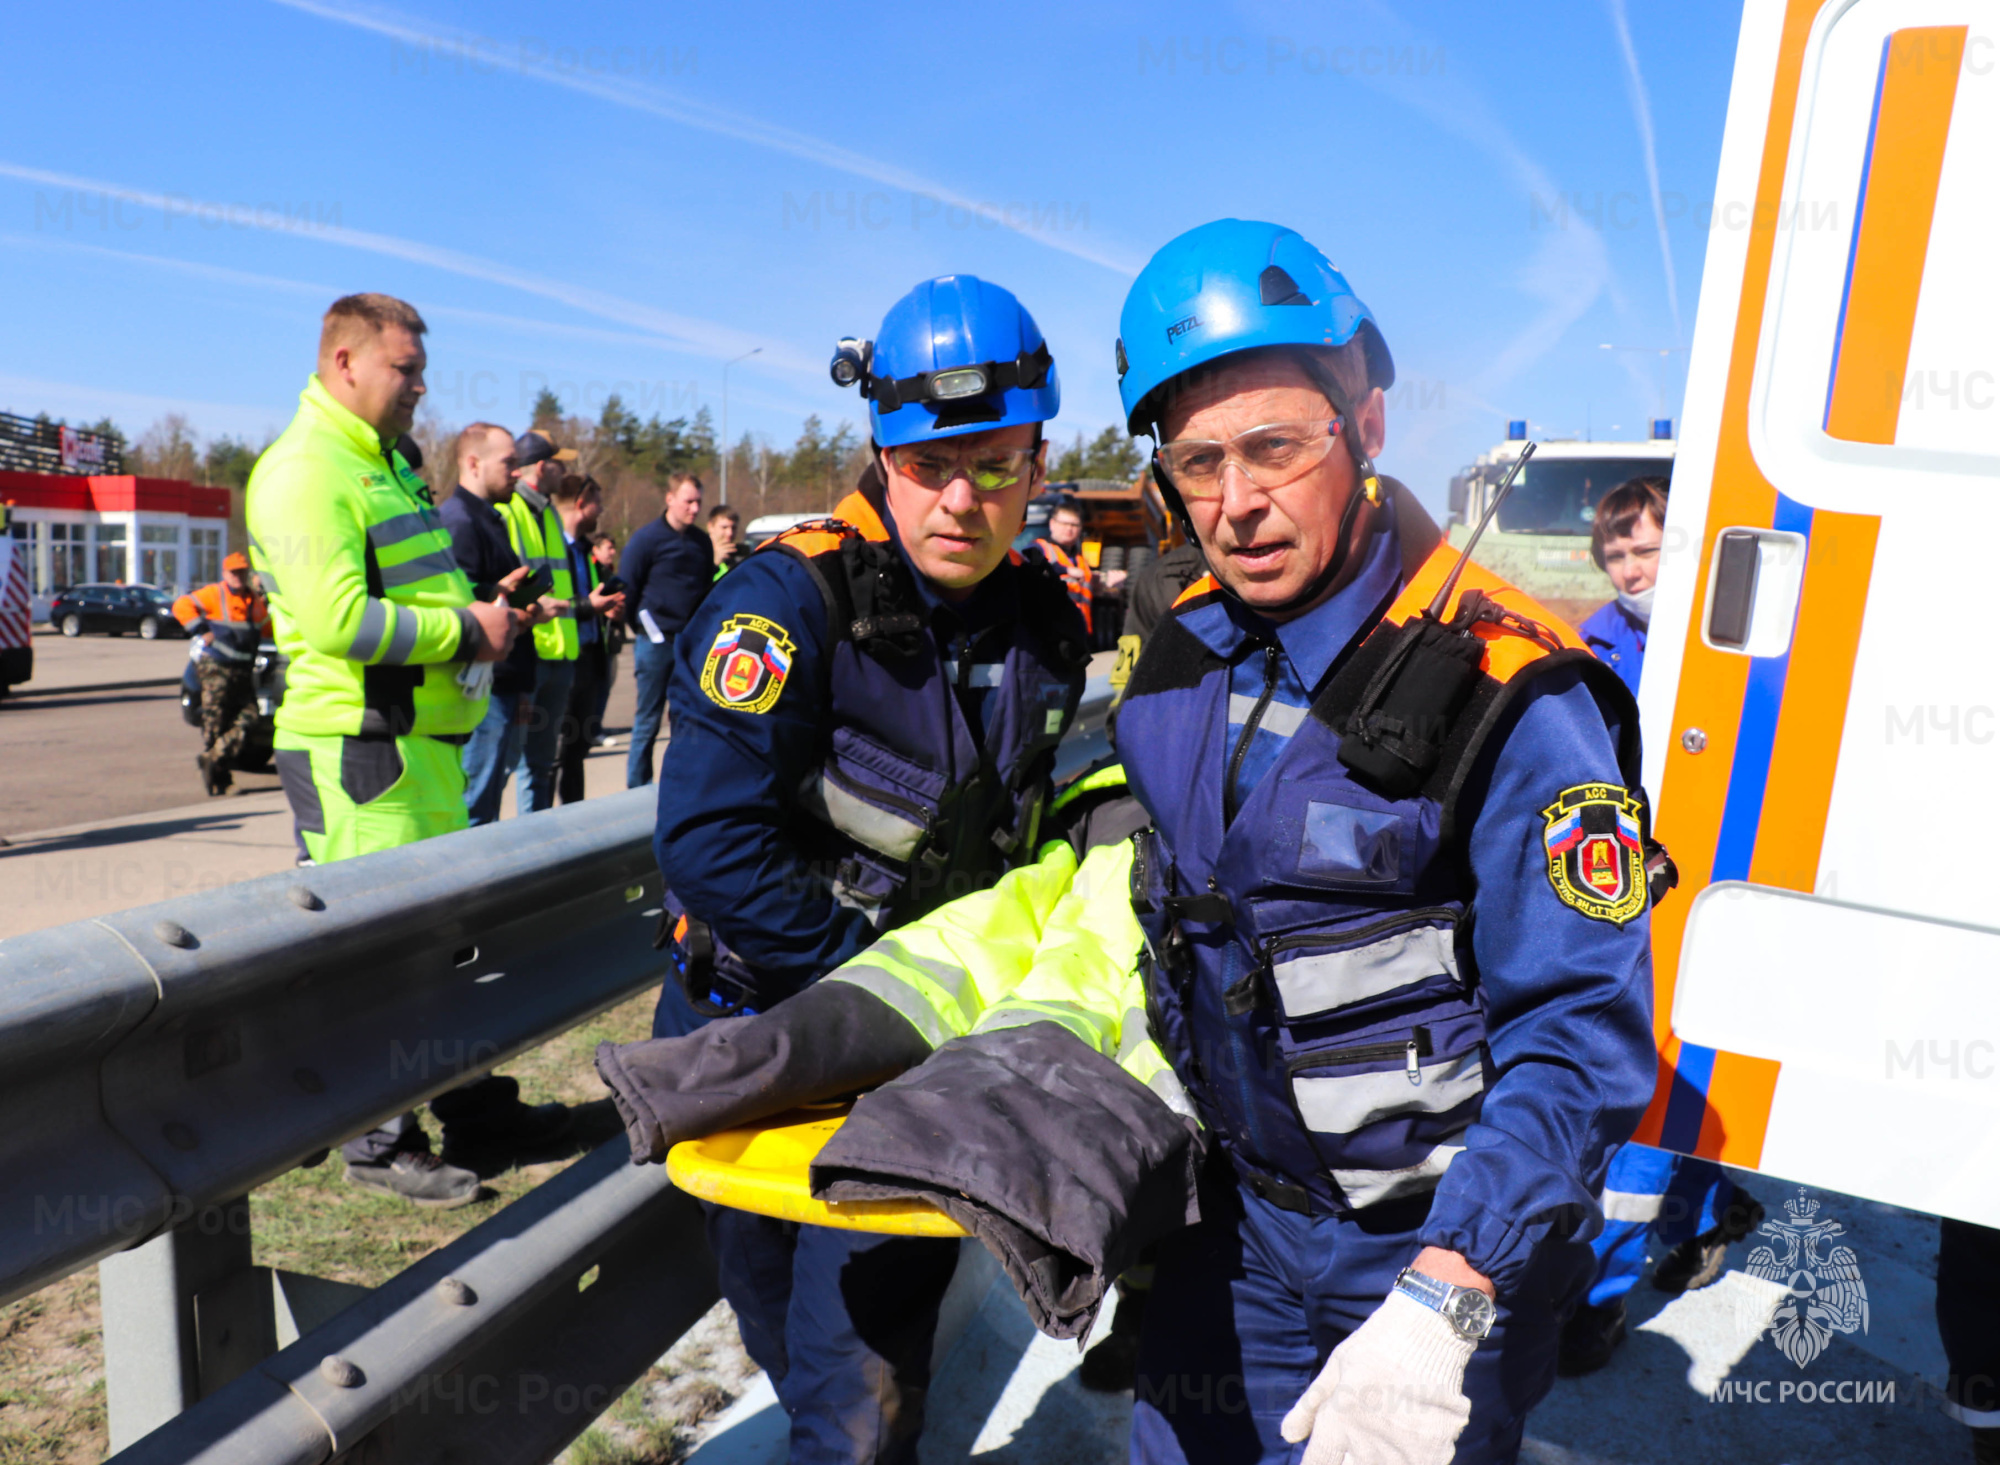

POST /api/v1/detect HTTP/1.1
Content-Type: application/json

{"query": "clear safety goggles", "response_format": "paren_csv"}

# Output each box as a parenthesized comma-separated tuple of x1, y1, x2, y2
(1156, 418, 1344, 498)
(887, 441, 1039, 494)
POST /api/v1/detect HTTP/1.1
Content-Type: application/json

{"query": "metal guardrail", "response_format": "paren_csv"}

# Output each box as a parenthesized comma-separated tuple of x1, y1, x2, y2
(2, 677, 1114, 1460)
(107, 1142, 719, 1465)
(0, 785, 666, 1310)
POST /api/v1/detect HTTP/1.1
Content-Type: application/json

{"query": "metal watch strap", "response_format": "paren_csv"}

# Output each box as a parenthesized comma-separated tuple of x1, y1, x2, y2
(1394, 1267, 1453, 1310)
(1393, 1266, 1495, 1341)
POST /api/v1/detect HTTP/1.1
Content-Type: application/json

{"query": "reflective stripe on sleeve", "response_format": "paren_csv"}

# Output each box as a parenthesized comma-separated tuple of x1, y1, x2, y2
(380, 605, 421, 664)
(1600, 1189, 1665, 1223)
(825, 948, 982, 1049)
(348, 599, 391, 660)
(971, 997, 1113, 1053)
(1115, 1005, 1154, 1067)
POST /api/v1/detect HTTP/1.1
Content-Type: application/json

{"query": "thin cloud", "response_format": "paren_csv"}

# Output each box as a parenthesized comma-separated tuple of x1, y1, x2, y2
(0, 160, 811, 374)
(0, 230, 834, 427)
(268, 0, 1146, 278)
(0, 231, 328, 297)
(0, 231, 739, 353)
(1606, 0, 1683, 343)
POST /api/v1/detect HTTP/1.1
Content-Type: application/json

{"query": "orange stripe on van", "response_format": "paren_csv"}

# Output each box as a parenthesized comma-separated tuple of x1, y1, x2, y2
(1697, 1053, 1785, 1161)
(1823, 27, 1968, 445)
(1636, 0, 1830, 1161)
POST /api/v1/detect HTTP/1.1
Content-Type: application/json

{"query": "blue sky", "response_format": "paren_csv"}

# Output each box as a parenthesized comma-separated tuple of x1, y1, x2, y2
(0, 0, 1742, 513)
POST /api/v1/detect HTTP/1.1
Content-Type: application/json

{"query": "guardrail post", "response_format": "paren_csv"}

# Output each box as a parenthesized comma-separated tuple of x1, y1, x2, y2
(99, 1196, 261, 1452)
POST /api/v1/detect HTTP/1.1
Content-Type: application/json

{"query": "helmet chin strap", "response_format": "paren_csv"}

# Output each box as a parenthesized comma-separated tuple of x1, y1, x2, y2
(1150, 353, 1386, 621)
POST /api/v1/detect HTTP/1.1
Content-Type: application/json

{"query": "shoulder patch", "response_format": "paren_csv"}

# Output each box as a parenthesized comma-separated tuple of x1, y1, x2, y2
(1542, 783, 1647, 925)
(701, 613, 795, 713)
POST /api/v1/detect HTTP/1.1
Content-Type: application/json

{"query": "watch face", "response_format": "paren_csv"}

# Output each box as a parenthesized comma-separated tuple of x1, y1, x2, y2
(1444, 1288, 1496, 1339)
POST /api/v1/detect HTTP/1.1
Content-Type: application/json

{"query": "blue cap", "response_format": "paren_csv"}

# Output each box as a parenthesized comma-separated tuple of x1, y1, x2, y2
(853, 276, 1060, 448)
(1116, 219, 1393, 435)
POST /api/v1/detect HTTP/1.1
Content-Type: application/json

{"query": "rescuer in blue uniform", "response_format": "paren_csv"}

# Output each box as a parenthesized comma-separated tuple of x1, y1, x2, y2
(649, 276, 1087, 1464)
(1110, 221, 1659, 1464)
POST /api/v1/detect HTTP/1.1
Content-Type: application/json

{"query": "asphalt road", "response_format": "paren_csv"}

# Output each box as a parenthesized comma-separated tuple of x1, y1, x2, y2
(0, 630, 278, 838)
(0, 629, 641, 842)
(0, 680, 282, 840)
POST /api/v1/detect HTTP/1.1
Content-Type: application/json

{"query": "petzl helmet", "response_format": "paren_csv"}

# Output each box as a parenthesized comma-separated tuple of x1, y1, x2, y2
(1115, 219, 1393, 436)
(832, 275, 1060, 448)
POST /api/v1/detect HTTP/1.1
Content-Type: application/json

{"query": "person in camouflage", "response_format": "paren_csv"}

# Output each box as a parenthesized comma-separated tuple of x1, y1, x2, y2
(173, 552, 272, 795)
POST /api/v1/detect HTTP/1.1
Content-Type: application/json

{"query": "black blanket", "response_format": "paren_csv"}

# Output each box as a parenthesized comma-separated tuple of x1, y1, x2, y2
(810, 1022, 1202, 1340)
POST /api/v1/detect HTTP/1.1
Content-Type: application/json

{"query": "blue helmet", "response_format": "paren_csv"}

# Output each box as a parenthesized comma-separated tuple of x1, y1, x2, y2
(1115, 219, 1393, 436)
(831, 275, 1060, 448)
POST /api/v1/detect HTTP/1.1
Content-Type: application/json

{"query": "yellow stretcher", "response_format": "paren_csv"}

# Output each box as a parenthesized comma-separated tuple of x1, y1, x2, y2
(666, 1103, 970, 1238)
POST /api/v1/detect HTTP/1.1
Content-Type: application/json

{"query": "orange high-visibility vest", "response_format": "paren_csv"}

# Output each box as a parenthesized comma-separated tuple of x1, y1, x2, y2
(1035, 539, 1093, 633)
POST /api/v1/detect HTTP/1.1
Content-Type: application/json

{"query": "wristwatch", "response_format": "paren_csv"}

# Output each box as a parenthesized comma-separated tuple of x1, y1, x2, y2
(1393, 1267, 1496, 1342)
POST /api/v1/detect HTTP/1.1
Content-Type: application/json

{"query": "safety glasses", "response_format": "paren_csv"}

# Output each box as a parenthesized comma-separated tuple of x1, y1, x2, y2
(887, 442, 1039, 494)
(1155, 418, 1344, 498)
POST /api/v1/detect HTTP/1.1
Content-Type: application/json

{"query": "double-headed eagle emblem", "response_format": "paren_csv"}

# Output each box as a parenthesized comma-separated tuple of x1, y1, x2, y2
(1743, 1187, 1871, 1368)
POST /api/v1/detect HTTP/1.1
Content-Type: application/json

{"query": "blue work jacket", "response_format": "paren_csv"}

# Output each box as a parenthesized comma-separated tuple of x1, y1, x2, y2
(1116, 515, 1657, 1294)
(653, 481, 1088, 1007)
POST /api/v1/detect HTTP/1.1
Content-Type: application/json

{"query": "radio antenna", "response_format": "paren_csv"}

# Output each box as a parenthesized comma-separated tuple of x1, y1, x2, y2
(1426, 441, 1538, 621)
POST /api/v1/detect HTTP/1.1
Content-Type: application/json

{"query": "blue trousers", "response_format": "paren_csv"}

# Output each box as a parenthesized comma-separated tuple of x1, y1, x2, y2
(462, 686, 528, 827)
(1587, 1143, 1739, 1306)
(1131, 1176, 1588, 1465)
(516, 658, 574, 813)
(653, 977, 959, 1464)
(626, 634, 675, 787)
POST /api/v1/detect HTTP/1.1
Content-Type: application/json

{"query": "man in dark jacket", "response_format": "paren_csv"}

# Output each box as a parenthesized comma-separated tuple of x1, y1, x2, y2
(619, 473, 710, 787)
(440, 422, 547, 826)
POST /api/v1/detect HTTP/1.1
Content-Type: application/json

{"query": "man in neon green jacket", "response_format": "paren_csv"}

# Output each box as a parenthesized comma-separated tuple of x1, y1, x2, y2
(249, 293, 521, 864)
(249, 295, 566, 1210)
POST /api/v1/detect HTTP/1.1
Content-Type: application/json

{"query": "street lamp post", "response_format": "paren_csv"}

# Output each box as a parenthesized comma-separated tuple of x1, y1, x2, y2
(720, 347, 762, 503)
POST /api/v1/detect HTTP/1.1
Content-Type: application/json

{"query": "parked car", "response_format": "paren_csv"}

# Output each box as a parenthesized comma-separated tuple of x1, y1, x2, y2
(47, 583, 185, 639)
(180, 640, 287, 773)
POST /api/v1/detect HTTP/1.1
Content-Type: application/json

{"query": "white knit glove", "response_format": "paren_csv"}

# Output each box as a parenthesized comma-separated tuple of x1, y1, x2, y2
(1279, 1288, 1477, 1465)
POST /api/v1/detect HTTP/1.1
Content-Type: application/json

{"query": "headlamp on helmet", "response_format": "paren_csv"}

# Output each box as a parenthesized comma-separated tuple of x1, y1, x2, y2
(831, 340, 1053, 415)
(829, 337, 871, 389)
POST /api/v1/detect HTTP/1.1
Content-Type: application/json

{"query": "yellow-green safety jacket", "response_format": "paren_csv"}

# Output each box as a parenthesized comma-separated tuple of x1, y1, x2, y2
(822, 763, 1191, 1120)
(247, 376, 483, 739)
(500, 485, 578, 661)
